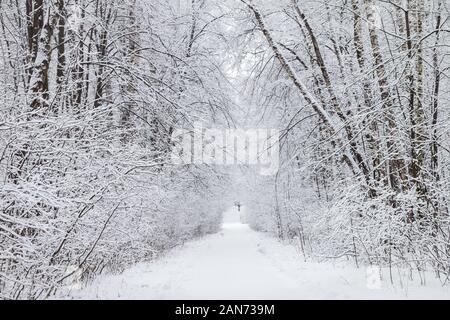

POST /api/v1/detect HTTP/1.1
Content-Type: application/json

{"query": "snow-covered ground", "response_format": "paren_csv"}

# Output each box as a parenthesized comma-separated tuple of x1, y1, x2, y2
(63, 207, 450, 300)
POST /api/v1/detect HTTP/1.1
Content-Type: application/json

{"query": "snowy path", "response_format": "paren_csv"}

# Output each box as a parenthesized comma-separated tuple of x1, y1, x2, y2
(66, 208, 450, 300)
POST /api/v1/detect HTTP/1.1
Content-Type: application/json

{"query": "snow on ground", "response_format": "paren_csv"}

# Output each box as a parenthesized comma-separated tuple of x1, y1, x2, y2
(63, 207, 450, 300)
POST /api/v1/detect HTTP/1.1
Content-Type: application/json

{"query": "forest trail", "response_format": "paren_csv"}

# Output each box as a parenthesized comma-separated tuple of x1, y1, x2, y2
(65, 208, 450, 300)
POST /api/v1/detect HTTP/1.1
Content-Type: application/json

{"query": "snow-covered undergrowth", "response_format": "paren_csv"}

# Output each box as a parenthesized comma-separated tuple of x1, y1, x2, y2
(237, 0, 450, 284)
(0, 0, 232, 300)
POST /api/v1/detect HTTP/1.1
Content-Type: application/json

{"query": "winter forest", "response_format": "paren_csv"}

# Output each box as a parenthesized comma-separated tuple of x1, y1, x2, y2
(1, 0, 450, 300)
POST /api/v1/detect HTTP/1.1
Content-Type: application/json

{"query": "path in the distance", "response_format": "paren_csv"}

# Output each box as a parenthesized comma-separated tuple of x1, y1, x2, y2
(66, 207, 449, 300)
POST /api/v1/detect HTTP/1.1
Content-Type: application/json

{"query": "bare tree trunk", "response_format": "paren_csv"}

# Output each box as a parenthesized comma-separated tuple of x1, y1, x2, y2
(407, 0, 426, 196)
(56, 0, 66, 87)
(431, 2, 442, 183)
(28, 3, 56, 110)
(364, 0, 405, 192)
(26, 0, 44, 82)
(94, 1, 115, 108)
(351, 0, 383, 184)
(121, 0, 138, 144)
